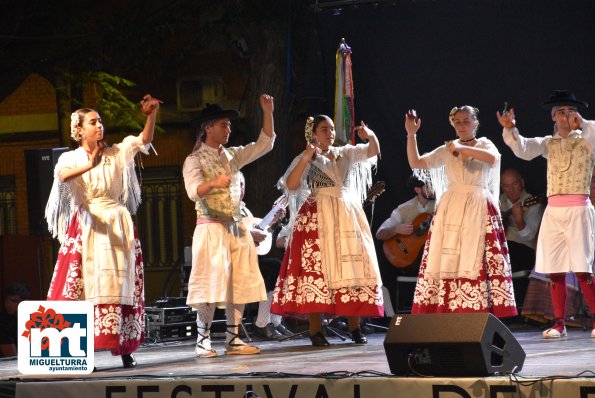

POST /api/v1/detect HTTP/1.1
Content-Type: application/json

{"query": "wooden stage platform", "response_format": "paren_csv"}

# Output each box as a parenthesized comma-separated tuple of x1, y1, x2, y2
(1, 321, 594, 397)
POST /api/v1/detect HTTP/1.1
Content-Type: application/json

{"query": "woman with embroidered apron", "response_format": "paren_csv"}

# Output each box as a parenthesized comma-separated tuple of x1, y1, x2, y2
(405, 106, 517, 317)
(271, 115, 384, 347)
(45, 95, 160, 368)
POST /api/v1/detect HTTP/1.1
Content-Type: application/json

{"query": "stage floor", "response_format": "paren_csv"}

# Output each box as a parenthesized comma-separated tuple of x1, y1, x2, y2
(1, 321, 593, 380)
(0, 324, 595, 398)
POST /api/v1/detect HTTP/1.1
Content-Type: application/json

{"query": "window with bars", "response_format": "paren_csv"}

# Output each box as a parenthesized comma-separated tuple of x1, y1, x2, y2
(0, 176, 16, 236)
(133, 167, 184, 270)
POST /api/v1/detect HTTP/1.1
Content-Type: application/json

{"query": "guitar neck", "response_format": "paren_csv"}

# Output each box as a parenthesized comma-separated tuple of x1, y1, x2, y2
(257, 203, 283, 230)
(363, 181, 386, 205)
(501, 195, 542, 220)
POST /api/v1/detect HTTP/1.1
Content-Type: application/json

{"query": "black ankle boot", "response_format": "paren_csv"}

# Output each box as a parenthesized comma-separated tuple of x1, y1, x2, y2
(121, 353, 137, 368)
(350, 329, 367, 344)
(309, 331, 330, 347)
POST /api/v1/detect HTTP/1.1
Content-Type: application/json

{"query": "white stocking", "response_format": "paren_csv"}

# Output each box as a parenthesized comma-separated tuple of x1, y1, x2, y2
(195, 303, 216, 340)
(225, 303, 245, 344)
(270, 313, 283, 327)
(255, 291, 274, 328)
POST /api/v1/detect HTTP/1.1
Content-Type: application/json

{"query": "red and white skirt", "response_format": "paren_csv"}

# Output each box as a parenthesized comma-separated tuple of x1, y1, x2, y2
(47, 212, 145, 355)
(271, 199, 384, 317)
(412, 202, 517, 317)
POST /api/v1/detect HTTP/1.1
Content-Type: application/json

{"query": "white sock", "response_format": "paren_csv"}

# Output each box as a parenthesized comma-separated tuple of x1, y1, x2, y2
(225, 303, 244, 345)
(271, 313, 283, 327)
(255, 291, 274, 328)
(195, 303, 216, 343)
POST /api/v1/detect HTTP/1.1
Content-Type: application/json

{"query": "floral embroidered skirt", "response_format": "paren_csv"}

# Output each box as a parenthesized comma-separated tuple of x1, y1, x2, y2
(47, 213, 145, 355)
(271, 199, 384, 317)
(412, 202, 518, 317)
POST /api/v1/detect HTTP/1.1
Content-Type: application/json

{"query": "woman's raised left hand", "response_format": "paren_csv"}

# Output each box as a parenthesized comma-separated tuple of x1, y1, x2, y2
(354, 120, 374, 140)
(260, 94, 275, 113)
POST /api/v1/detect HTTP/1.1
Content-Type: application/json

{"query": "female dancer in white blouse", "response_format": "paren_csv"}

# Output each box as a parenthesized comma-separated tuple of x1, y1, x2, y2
(405, 106, 517, 317)
(271, 115, 384, 346)
(45, 95, 160, 368)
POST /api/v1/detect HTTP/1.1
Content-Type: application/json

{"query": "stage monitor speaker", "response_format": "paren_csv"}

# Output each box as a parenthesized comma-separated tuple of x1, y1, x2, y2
(383, 313, 525, 376)
(25, 147, 69, 235)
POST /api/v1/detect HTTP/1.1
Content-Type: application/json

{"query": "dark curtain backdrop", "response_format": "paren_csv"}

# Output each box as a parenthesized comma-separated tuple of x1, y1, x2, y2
(288, 0, 595, 300)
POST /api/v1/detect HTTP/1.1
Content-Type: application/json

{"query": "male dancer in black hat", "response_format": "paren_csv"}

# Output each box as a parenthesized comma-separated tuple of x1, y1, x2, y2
(182, 94, 275, 356)
(498, 90, 595, 339)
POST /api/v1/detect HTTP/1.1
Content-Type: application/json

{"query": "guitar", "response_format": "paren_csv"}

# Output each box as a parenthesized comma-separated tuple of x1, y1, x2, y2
(500, 195, 544, 229)
(363, 180, 386, 206)
(242, 195, 289, 256)
(382, 212, 433, 269)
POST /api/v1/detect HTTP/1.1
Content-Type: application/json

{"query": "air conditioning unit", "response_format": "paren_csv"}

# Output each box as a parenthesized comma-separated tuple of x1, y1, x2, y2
(176, 76, 227, 112)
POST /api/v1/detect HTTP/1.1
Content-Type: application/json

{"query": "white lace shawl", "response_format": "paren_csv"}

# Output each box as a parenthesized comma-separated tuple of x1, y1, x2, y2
(413, 137, 501, 208)
(45, 135, 152, 242)
(278, 144, 376, 238)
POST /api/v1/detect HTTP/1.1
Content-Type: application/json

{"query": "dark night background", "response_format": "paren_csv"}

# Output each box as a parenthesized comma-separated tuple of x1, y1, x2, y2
(1, 0, 594, 301)
(293, 0, 595, 295)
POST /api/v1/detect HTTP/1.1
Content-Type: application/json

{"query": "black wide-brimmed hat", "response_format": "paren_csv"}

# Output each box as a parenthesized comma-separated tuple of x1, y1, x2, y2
(191, 103, 239, 127)
(541, 90, 589, 110)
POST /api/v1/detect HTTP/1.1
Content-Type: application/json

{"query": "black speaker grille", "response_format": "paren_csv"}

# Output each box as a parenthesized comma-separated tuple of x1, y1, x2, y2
(384, 314, 526, 376)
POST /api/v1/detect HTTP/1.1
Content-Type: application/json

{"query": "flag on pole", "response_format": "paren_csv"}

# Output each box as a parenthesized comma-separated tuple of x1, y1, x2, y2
(334, 38, 355, 145)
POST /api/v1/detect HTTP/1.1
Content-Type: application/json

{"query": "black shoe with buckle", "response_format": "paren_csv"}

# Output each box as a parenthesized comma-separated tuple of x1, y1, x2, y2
(309, 331, 330, 347)
(350, 329, 367, 344)
(121, 354, 137, 368)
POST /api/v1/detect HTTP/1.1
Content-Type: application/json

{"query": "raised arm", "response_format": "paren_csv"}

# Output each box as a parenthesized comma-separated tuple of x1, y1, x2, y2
(497, 108, 549, 160)
(405, 110, 427, 169)
(140, 94, 161, 145)
(260, 94, 275, 138)
(354, 121, 380, 158)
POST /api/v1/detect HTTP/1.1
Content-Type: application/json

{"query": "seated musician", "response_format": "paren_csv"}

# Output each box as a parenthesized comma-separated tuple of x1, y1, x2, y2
(376, 175, 435, 312)
(499, 168, 544, 305)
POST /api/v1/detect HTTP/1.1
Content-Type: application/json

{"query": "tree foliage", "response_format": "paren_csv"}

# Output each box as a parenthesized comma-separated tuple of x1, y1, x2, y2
(71, 71, 163, 133)
(1, 0, 316, 211)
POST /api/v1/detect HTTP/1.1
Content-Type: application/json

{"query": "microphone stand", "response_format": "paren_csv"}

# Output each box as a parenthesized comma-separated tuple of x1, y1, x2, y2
(362, 192, 389, 332)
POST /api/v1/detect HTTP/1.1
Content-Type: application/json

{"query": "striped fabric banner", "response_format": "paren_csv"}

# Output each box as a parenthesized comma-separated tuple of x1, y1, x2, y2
(334, 39, 355, 145)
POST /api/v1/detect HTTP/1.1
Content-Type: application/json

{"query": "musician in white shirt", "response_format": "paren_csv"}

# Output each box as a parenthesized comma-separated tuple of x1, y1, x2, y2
(376, 175, 435, 313)
(499, 168, 544, 304)
(376, 175, 435, 241)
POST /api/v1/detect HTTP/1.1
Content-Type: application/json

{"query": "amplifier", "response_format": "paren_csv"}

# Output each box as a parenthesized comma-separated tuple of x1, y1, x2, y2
(145, 306, 196, 325)
(147, 321, 197, 342)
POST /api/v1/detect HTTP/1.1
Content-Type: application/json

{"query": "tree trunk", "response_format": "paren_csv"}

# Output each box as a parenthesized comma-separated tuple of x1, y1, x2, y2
(241, 24, 292, 216)
(53, 74, 73, 148)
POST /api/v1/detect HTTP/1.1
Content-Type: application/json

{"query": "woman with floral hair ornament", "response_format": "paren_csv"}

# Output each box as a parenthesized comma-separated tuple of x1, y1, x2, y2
(405, 106, 517, 317)
(45, 95, 161, 368)
(271, 115, 384, 347)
